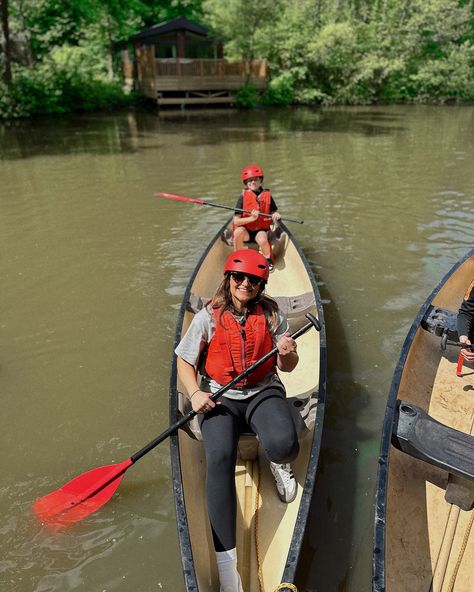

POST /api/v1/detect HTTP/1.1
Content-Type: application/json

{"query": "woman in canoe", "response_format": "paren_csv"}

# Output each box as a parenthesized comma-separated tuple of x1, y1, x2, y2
(175, 249, 299, 592)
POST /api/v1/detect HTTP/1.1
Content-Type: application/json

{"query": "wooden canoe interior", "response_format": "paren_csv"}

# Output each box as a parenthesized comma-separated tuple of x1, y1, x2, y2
(386, 255, 474, 592)
(176, 229, 321, 591)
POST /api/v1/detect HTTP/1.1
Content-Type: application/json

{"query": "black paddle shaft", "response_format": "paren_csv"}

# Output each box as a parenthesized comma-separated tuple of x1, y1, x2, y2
(201, 201, 304, 224)
(131, 313, 321, 463)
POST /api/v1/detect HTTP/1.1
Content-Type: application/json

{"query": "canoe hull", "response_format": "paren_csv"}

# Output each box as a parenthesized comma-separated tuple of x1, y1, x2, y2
(170, 221, 326, 591)
(373, 249, 474, 592)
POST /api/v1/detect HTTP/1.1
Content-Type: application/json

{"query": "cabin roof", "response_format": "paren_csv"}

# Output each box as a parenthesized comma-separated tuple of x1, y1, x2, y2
(132, 17, 209, 42)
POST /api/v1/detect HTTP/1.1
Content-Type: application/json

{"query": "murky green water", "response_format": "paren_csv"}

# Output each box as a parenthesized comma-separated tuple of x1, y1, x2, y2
(1, 105, 473, 592)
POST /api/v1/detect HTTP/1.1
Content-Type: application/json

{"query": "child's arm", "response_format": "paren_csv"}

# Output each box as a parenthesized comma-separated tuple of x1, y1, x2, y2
(233, 193, 258, 226)
(233, 210, 259, 227)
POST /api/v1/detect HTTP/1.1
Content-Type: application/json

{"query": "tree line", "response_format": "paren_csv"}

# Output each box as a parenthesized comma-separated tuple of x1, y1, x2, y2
(1, 0, 473, 118)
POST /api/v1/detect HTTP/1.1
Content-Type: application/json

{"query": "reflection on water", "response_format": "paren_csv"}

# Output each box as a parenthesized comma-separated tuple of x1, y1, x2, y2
(1, 105, 473, 591)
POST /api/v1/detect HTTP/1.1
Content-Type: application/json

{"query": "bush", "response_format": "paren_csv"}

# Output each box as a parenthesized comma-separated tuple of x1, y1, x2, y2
(263, 73, 295, 105)
(408, 43, 474, 101)
(235, 84, 261, 108)
(0, 43, 134, 119)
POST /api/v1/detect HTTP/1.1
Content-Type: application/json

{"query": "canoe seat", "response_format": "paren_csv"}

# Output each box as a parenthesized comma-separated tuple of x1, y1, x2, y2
(187, 291, 316, 319)
(221, 225, 286, 251)
(421, 305, 458, 345)
(421, 306, 469, 377)
(273, 293, 316, 318)
(392, 400, 474, 486)
(187, 293, 211, 313)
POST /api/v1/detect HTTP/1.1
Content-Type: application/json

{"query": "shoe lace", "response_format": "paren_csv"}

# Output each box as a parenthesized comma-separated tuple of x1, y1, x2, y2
(275, 464, 293, 487)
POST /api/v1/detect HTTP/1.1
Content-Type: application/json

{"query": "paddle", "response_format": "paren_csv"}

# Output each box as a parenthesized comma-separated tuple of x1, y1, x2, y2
(155, 192, 304, 225)
(440, 336, 474, 351)
(33, 313, 321, 529)
(447, 341, 473, 349)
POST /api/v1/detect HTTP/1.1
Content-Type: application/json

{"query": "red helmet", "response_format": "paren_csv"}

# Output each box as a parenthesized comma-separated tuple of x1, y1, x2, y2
(224, 249, 269, 281)
(241, 165, 264, 182)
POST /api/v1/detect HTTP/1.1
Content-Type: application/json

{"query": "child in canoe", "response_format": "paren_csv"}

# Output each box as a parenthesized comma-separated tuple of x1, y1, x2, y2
(232, 165, 281, 271)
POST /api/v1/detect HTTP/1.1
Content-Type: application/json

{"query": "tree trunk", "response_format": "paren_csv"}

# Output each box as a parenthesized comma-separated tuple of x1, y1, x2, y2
(17, 0, 34, 67)
(1, 0, 13, 85)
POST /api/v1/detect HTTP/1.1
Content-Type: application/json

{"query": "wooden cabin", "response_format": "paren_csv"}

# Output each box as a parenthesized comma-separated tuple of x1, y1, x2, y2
(120, 17, 267, 106)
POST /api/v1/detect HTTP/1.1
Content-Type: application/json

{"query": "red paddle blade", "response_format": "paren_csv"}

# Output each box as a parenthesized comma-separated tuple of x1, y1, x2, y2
(33, 458, 133, 529)
(155, 192, 205, 205)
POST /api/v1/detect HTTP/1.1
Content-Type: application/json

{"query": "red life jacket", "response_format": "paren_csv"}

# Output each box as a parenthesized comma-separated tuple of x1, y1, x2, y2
(241, 189, 272, 231)
(204, 305, 277, 387)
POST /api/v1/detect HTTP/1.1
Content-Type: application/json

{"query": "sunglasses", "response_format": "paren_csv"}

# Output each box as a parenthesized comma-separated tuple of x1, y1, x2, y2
(230, 272, 263, 287)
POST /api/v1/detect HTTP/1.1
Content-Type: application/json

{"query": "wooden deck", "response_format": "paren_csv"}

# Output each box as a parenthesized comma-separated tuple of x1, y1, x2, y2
(124, 46, 267, 105)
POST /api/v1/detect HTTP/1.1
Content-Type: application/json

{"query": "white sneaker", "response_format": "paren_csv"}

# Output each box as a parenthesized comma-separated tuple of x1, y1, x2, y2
(269, 462, 297, 503)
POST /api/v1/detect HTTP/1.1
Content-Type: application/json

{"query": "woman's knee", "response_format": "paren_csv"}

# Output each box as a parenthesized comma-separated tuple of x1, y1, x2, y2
(264, 432, 299, 464)
(205, 445, 237, 473)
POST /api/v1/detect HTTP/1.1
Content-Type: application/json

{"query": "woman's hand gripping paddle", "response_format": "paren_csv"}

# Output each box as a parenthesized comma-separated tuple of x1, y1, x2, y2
(33, 314, 321, 529)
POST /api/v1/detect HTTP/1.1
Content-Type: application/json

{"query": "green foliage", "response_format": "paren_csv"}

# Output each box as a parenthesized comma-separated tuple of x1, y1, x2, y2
(1, 0, 473, 118)
(263, 73, 295, 106)
(0, 43, 133, 118)
(264, 0, 474, 105)
(408, 43, 474, 100)
(203, 0, 279, 61)
(234, 84, 261, 108)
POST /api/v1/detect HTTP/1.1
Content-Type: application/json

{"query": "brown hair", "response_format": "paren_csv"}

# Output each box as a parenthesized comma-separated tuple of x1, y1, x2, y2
(210, 274, 280, 332)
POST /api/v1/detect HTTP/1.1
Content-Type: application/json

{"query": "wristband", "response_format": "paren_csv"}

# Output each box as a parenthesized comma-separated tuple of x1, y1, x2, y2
(190, 389, 200, 399)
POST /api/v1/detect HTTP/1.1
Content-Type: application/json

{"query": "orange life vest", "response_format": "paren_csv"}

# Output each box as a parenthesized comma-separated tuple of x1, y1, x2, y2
(241, 189, 272, 231)
(204, 305, 277, 387)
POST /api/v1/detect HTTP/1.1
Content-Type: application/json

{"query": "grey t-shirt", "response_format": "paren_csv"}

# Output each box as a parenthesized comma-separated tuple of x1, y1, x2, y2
(175, 306, 289, 399)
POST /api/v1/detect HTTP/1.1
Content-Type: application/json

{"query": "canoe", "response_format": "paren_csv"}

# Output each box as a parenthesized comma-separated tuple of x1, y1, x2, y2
(373, 248, 474, 592)
(169, 220, 326, 591)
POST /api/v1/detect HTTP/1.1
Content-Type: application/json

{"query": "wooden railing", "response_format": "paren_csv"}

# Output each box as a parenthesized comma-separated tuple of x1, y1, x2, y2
(130, 47, 267, 99)
(155, 58, 266, 79)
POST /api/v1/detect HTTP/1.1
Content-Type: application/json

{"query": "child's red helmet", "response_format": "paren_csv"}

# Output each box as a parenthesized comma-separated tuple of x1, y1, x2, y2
(241, 165, 264, 182)
(224, 249, 269, 281)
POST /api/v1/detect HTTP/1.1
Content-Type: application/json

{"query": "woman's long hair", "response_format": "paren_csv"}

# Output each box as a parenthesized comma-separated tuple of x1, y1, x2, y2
(210, 274, 280, 332)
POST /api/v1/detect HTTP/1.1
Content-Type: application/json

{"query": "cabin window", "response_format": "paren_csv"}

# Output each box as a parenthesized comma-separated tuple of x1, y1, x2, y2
(156, 44, 176, 59)
(185, 32, 216, 59)
(155, 32, 177, 59)
(186, 44, 216, 59)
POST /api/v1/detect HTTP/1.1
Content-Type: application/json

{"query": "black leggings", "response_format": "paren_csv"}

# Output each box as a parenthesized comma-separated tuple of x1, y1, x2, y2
(199, 386, 299, 552)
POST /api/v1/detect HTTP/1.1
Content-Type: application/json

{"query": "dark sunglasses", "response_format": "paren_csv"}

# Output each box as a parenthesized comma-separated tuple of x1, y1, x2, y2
(230, 272, 263, 287)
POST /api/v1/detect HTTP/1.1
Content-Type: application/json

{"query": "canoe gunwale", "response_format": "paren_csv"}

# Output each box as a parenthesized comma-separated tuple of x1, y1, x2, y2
(169, 219, 327, 591)
(372, 247, 474, 592)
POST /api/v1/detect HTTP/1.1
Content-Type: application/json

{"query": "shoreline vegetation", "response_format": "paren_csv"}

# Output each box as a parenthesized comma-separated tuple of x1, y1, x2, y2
(1, 0, 473, 120)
